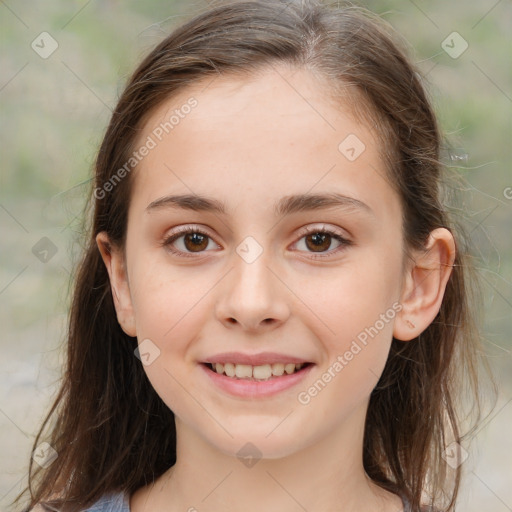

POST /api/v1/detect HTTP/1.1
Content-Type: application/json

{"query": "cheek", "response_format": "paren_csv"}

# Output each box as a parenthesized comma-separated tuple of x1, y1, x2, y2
(296, 265, 400, 432)
(127, 257, 217, 405)
(294, 247, 402, 410)
(302, 247, 402, 347)
(128, 245, 211, 340)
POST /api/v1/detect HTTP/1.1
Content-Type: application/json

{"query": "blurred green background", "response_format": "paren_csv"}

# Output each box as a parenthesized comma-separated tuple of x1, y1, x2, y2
(1, 0, 511, 510)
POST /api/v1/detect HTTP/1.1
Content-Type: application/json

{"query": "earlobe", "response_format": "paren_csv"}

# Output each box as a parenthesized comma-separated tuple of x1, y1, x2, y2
(96, 232, 137, 337)
(393, 228, 456, 341)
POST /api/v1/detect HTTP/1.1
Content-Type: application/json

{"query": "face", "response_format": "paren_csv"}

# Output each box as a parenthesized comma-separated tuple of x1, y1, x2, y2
(106, 65, 407, 459)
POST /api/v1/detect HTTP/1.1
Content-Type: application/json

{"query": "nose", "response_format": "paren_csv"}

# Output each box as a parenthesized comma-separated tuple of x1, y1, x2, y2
(215, 245, 291, 333)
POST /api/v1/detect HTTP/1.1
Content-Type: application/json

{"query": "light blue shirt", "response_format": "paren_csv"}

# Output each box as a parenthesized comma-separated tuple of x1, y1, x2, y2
(83, 491, 130, 512)
(78, 488, 426, 512)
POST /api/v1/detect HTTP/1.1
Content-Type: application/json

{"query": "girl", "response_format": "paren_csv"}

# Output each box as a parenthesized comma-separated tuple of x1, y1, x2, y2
(15, 0, 491, 511)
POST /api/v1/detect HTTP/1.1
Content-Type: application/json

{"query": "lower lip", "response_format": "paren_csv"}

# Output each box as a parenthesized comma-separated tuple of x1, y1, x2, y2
(200, 363, 314, 398)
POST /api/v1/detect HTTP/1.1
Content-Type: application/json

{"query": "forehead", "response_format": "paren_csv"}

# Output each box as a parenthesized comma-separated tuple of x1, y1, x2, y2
(129, 65, 396, 219)
(140, 65, 368, 147)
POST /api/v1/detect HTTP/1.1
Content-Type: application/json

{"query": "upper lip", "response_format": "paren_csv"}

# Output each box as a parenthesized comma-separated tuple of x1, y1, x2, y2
(203, 352, 312, 366)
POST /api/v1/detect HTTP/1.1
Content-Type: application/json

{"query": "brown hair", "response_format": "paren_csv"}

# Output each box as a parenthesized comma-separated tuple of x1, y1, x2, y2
(14, 1, 493, 511)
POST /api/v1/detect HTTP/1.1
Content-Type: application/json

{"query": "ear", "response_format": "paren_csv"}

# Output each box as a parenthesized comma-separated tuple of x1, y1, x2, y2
(96, 231, 137, 337)
(393, 228, 456, 341)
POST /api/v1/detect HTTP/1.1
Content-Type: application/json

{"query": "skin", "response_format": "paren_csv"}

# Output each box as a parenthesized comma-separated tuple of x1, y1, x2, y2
(97, 63, 455, 512)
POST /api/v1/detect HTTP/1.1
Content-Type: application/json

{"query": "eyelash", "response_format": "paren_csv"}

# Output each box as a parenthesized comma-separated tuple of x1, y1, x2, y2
(161, 224, 352, 260)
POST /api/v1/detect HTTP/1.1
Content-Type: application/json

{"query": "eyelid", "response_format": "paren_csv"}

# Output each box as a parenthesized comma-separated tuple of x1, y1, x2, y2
(165, 224, 214, 239)
(294, 223, 350, 241)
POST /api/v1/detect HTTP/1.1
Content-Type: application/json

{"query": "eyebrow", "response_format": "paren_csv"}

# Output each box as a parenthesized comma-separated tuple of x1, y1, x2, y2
(145, 192, 374, 217)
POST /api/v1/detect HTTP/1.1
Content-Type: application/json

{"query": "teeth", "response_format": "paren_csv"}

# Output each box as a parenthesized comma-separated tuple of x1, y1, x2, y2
(224, 363, 235, 377)
(271, 363, 284, 376)
(284, 363, 296, 374)
(253, 364, 272, 380)
(210, 362, 306, 380)
(235, 364, 252, 378)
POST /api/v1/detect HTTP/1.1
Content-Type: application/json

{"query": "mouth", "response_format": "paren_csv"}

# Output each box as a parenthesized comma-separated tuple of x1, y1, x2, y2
(202, 362, 313, 381)
(199, 352, 316, 398)
(200, 361, 314, 398)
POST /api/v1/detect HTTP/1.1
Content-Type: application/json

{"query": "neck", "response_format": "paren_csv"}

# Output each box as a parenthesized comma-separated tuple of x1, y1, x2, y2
(130, 401, 403, 512)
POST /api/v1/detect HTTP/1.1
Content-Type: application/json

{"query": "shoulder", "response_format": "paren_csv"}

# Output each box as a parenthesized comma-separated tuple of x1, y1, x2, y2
(82, 491, 130, 512)
(28, 491, 130, 512)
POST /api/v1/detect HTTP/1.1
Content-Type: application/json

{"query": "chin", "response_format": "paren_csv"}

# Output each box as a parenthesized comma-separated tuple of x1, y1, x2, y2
(204, 425, 312, 462)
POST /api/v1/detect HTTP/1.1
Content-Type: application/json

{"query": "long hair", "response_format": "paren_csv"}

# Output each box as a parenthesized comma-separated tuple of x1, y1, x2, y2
(14, 1, 492, 510)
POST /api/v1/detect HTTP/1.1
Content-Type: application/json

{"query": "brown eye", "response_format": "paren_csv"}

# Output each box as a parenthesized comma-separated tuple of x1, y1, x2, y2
(162, 227, 218, 257)
(304, 232, 333, 252)
(182, 232, 209, 252)
(294, 227, 352, 259)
